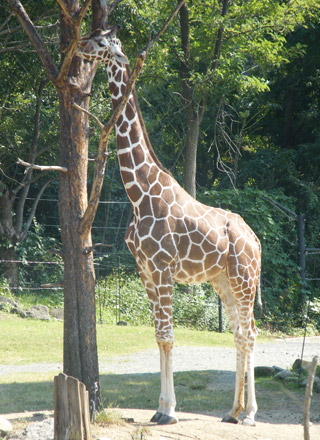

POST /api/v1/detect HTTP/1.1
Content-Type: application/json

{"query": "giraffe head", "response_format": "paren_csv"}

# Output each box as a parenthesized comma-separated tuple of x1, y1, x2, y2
(77, 25, 129, 65)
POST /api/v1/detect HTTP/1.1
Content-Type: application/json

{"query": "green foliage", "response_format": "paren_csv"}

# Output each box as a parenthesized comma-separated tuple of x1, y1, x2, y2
(96, 272, 230, 331)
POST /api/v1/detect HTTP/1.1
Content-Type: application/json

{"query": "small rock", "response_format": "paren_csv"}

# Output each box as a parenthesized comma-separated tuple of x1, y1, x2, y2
(314, 377, 320, 393)
(0, 415, 13, 436)
(0, 296, 17, 308)
(25, 305, 50, 320)
(272, 365, 284, 373)
(11, 304, 27, 318)
(254, 366, 275, 377)
(117, 320, 128, 326)
(293, 358, 313, 372)
(50, 307, 64, 320)
(275, 369, 295, 380)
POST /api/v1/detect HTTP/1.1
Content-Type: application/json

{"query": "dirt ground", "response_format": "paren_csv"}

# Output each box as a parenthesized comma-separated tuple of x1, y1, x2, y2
(6, 401, 320, 440)
(90, 407, 320, 440)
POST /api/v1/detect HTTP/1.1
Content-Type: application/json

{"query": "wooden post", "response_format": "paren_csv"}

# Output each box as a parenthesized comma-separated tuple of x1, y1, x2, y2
(54, 373, 92, 440)
(303, 356, 319, 440)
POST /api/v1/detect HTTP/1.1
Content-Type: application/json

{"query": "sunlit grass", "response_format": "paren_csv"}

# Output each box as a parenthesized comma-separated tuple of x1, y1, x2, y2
(0, 312, 271, 365)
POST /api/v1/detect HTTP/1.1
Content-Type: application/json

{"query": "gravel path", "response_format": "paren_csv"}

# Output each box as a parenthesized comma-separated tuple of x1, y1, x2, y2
(1, 336, 319, 376)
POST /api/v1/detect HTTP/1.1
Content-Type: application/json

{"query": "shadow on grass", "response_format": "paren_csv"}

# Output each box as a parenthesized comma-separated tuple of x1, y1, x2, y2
(2, 370, 318, 426)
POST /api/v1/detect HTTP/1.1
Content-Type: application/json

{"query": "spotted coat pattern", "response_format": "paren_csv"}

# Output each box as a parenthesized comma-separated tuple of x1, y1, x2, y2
(77, 27, 262, 426)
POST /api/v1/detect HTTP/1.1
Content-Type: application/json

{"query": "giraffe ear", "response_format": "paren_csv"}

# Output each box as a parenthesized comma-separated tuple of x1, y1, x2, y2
(114, 49, 129, 65)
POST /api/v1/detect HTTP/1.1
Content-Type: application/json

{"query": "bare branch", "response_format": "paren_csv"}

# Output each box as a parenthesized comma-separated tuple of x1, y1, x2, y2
(108, 0, 124, 16)
(17, 158, 68, 173)
(74, 0, 93, 25)
(0, 11, 14, 32)
(6, 0, 59, 81)
(145, 0, 186, 54)
(56, 0, 73, 22)
(20, 179, 53, 241)
(72, 102, 104, 129)
(56, 0, 93, 83)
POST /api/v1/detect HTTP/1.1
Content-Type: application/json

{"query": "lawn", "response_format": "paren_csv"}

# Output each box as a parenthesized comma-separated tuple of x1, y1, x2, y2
(0, 312, 238, 365)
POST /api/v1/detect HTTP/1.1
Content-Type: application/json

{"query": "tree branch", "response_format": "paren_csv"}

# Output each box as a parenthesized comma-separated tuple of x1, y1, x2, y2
(17, 158, 68, 173)
(6, 0, 59, 81)
(145, 0, 186, 54)
(56, 0, 93, 84)
(72, 102, 104, 129)
(20, 179, 53, 241)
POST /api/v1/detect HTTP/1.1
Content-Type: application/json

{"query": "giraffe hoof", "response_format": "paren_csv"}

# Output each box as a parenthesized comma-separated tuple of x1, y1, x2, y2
(150, 412, 163, 423)
(222, 415, 239, 424)
(158, 414, 178, 425)
(242, 416, 256, 427)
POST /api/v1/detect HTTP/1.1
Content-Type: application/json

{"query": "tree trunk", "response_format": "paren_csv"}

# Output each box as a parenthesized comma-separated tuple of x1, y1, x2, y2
(57, 30, 100, 405)
(0, 187, 18, 288)
(183, 117, 200, 198)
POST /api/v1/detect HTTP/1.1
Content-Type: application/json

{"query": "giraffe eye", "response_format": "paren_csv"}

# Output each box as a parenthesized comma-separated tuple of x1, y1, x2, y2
(98, 41, 106, 47)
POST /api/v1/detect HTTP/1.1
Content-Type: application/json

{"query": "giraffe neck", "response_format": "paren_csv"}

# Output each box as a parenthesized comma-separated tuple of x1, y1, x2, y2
(105, 60, 170, 211)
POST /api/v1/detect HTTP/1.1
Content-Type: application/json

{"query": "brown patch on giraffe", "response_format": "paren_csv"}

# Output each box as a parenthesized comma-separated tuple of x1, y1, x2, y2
(138, 217, 154, 237)
(189, 243, 204, 261)
(177, 235, 191, 259)
(203, 251, 220, 271)
(151, 197, 169, 217)
(132, 147, 146, 167)
(170, 204, 184, 219)
(139, 195, 153, 217)
(140, 237, 160, 258)
(183, 216, 197, 232)
(151, 219, 170, 241)
(121, 170, 134, 183)
(114, 69, 122, 82)
(118, 151, 134, 168)
(201, 238, 216, 254)
(158, 172, 172, 187)
(129, 126, 141, 144)
(153, 250, 174, 265)
(168, 217, 187, 235)
(150, 182, 162, 196)
(181, 260, 204, 277)
(160, 235, 176, 257)
(161, 188, 174, 205)
(117, 134, 131, 149)
(148, 165, 159, 184)
(119, 120, 129, 134)
(112, 85, 120, 97)
(136, 163, 151, 191)
(126, 184, 142, 203)
(190, 231, 204, 245)
(125, 102, 135, 121)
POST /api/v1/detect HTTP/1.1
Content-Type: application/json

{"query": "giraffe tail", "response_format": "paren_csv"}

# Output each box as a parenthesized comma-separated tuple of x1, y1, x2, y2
(256, 277, 263, 318)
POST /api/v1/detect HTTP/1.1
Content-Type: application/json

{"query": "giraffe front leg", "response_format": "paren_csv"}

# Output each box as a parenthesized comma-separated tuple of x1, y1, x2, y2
(139, 268, 178, 425)
(150, 338, 178, 425)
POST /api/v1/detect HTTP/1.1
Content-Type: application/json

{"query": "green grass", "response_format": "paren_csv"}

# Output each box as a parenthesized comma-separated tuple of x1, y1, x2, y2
(0, 313, 239, 365)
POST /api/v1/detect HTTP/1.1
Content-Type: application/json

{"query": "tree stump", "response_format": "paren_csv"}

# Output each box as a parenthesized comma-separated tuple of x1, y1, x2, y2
(54, 373, 91, 440)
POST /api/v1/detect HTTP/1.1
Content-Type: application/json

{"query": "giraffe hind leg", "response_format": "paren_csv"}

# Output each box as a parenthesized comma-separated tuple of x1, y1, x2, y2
(211, 273, 255, 424)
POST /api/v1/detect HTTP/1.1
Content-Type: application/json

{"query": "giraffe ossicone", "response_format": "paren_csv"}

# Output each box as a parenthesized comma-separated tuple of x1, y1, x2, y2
(77, 26, 262, 426)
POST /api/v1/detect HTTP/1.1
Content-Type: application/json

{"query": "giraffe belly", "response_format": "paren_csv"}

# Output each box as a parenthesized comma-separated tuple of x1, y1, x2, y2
(173, 254, 225, 284)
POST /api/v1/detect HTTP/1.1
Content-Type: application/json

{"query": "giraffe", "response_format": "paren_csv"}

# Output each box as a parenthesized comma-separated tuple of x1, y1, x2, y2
(77, 25, 262, 427)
